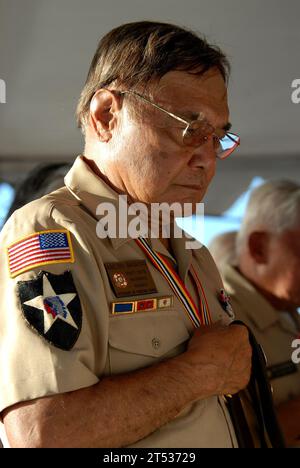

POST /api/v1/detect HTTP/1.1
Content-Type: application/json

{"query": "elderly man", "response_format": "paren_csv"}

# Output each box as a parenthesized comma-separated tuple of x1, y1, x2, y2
(222, 181, 300, 447)
(0, 21, 253, 448)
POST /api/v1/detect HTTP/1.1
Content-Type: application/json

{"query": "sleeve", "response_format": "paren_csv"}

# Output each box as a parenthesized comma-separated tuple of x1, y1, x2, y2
(0, 199, 109, 414)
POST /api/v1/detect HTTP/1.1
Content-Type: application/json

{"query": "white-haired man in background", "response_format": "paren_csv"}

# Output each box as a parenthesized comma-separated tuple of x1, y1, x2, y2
(222, 180, 300, 447)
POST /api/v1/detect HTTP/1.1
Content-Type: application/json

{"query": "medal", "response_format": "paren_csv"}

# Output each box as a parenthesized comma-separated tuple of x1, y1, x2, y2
(219, 289, 234, 318)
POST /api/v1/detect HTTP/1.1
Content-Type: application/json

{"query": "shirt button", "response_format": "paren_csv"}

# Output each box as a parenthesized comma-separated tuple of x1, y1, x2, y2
(152, 337, 161, 350)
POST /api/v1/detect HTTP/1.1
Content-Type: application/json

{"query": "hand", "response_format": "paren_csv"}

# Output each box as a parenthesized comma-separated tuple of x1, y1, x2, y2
(183, 324, 252, 398)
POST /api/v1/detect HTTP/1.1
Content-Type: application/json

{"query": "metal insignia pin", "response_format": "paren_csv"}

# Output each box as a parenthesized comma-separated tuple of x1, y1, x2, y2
(219, 289, 234, 318)
(113, 272, 128, 288)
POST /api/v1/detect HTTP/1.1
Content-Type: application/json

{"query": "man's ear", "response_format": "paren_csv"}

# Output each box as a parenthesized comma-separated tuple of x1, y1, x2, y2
(89, 89, 121, 142)
(248, 231, 270, 264)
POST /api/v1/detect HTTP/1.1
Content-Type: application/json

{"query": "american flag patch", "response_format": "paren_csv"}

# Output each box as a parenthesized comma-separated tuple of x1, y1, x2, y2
(7, 230, 74, 278)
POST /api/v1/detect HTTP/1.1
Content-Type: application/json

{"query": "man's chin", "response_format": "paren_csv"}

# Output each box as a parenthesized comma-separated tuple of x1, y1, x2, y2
(180, 189, 207, 208)
(174, 197, 206, 217)
(148, 186, 207, 213)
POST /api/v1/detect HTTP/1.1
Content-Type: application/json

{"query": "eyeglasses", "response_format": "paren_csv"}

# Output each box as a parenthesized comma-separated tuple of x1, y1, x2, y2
(119, 90, 240, 160)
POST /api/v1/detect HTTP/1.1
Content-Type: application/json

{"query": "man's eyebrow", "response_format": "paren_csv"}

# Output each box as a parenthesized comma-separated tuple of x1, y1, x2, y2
(181, 111, 232, 132)
(223, 122, 232, 132)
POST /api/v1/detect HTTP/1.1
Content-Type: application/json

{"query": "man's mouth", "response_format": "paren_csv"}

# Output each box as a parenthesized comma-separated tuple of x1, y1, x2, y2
(175, 183, 204, 191)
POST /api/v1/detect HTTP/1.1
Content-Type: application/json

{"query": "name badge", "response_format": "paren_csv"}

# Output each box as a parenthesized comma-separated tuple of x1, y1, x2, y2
(105, 260, 157, 298)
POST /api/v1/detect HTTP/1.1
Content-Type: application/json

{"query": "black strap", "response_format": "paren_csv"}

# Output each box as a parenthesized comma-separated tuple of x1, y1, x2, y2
(231, 320, 286, 448)
(226, 394, 255, 448)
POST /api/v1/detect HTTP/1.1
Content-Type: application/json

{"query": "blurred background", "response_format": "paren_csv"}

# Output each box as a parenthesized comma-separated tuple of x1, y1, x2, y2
(0, 0, 299, 243)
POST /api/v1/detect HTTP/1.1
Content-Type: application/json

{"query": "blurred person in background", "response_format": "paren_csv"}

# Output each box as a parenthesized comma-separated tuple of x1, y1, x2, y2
(209, 230, 238, 272)
(221, 180, 300, 447)
(4, 163, 71, 222)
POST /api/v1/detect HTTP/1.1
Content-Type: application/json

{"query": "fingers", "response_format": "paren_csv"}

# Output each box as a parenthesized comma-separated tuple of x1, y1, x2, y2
(187, 323, 253, 397)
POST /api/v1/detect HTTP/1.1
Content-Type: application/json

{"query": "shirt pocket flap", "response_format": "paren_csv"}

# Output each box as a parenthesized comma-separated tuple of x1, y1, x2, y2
(108, 310, 190, 358)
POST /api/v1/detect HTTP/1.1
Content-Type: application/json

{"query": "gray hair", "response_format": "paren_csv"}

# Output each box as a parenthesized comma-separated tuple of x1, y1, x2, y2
(76, 21, 230, 132)
(236, 180, 300, 256)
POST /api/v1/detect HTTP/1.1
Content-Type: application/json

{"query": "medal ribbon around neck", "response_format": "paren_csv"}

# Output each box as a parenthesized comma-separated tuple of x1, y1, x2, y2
(189, 264, 212, 327)
(135, 237, 211, 328)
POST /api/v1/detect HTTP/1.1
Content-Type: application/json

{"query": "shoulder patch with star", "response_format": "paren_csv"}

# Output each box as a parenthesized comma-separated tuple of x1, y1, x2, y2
(18, 271, 82, 350)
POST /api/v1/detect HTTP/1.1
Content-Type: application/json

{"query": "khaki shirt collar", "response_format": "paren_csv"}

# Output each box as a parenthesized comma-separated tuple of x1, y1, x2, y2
(223, 265, 280, 331)
(64, 155, 130, 250)
(64, 156, 192, 278)
(150, 236, 193, 282)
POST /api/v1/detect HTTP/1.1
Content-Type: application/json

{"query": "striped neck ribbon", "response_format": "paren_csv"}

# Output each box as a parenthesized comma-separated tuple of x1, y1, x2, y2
(135, 237, 211, 328)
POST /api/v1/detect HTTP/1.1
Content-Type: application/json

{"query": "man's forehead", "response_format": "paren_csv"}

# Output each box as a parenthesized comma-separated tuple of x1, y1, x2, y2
(153, 69, 228, 103)
(151, 69, 229, 123)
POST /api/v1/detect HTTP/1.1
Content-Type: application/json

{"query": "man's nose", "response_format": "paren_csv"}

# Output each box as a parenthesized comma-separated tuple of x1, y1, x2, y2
(188, 137, 217, 169)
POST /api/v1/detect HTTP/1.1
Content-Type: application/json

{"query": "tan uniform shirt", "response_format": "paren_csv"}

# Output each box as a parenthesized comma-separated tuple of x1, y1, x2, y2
(0, 156, 238, 448)
(222, 265, 300, 406)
